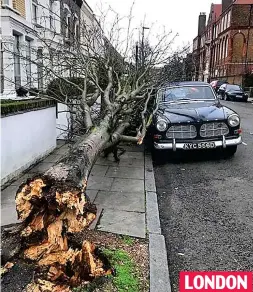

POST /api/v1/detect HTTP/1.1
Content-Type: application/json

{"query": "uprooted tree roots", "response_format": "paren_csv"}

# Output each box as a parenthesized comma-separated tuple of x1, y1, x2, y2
(15, 175, 114, 290)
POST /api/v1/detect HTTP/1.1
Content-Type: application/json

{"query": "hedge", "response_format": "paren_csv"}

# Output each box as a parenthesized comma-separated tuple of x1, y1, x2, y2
(1, 99, 56, 116)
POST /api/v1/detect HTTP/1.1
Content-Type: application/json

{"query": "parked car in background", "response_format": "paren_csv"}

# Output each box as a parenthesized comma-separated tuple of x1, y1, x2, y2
(210, 80, 228, 93)
(218, 84, 248, 102)
(148, 81, 242, 158)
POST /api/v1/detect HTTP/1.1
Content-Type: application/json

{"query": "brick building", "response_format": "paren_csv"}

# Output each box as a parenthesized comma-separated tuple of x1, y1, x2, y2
(192, 0, 253, 86)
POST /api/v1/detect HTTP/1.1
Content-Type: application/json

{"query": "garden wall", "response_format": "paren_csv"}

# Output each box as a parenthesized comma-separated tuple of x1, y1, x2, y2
(1, 104, 56, 185)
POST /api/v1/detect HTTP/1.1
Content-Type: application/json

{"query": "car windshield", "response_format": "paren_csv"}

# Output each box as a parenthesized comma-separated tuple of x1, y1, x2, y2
(227, 85, 241, 91)
(157, 85, 216, 103)
(217, 81, 226, 86)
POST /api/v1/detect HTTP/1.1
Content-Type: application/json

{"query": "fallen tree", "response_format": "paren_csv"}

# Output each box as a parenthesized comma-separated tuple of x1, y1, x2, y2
(2, 2, 183, 290)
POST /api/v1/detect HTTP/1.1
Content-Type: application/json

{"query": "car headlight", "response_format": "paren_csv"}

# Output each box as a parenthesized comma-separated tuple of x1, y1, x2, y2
(156, 119, 168, 132)
(228, 114, 240, 127)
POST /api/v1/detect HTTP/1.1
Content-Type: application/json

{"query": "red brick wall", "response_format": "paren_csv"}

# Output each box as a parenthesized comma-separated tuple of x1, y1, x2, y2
(231, 4, 253, 26)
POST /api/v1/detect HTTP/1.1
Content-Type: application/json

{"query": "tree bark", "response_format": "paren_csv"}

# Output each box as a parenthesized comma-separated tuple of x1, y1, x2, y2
(15, 116, 113, 288)
(46, 114, 111, 188)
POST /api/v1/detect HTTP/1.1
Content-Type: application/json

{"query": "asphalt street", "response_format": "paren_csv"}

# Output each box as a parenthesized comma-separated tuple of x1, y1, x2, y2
(153, 100, 253, 292)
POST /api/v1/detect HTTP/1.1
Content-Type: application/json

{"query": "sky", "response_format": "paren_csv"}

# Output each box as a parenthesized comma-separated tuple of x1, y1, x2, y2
(88, 0, 221, 49)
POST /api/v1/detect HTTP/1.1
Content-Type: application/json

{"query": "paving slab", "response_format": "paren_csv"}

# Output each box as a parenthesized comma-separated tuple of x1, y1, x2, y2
(119, 145, 144, 152)
(1, 205, 19, 226)
(118, 157, 144, 167)
(94, 191, 145, 212)
(95, 157, 119, 166)
(42, 154, 63, 163)
(1, 185, 17, 205)
(8, 173, 35, 186)
(149, 234, 171, 292)
(56, 140, 66, 147)
(87, 176, 114, 191)
(106, 166, 144, 179)
(97, 208, 146, 238)
(27, 162, 55, 174)
(95, 156, 144, 168)
(86, 190, 98, 203)
(111, 178, 144, 192)
(54, 145, 70, 155)
(119, 152, 144, 160)
(90, 165, 109, 177)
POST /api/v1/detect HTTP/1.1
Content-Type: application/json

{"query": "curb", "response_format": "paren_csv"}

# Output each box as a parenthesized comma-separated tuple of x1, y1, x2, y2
(144, 151, 172, 292)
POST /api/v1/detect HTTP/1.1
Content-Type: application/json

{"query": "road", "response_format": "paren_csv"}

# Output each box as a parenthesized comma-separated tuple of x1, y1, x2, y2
(153, 100, 253, 292)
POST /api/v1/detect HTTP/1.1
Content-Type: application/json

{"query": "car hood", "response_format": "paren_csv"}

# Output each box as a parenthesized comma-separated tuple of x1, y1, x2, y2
(156, 101, 235, 123)
(227, 90, 243, 95)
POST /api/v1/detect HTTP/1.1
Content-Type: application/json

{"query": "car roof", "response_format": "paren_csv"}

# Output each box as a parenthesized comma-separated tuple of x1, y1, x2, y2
(160, 81, 211, 89)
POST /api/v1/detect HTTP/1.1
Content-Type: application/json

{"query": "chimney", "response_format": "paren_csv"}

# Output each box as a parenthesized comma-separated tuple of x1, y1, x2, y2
(198, 13, 206, 36)
(222, 0, 233, 12)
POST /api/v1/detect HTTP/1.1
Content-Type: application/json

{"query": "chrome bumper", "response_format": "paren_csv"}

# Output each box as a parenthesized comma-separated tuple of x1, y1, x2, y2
(154, 136, 242, 151)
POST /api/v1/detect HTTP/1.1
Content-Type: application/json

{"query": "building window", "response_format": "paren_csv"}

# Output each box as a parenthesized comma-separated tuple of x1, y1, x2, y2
(227, 11, 231, 27)
(37, 48, 43, 90)
(13, 34, 21, 89)
(74, 16, 79, 40)
(49, 0, 54, 30)
(26, 39, 32, 87)
(0, 41, 4, 93)
(225, 14, 228, 29)
(225, 37, 229, 57)
(32, 0, 38, 23)
(65, 15, 71, 38)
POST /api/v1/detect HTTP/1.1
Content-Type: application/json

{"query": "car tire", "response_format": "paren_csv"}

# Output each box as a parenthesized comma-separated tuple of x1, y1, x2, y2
(223, 146, 237, 158)
(244, 98, 248, 102)
(151, 148, 163, 162)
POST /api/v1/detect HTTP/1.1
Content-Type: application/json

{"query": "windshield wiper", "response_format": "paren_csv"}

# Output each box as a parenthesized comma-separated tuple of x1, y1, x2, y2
(164, 98, 191, 103)
(162, 98, 214, 104)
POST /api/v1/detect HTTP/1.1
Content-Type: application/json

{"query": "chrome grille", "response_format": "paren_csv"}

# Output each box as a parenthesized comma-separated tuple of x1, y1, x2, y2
(166, 125, 197, 139)
(200, 122, 229, 138)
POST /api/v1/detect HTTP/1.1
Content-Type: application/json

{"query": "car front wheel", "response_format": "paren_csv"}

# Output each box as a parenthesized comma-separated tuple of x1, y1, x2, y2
(223, 145, 237, 158)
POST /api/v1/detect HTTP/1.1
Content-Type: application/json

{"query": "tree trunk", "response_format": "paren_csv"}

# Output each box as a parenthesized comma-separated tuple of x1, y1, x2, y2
(15, 116, 113, 288)
(46, 115, 111, 187)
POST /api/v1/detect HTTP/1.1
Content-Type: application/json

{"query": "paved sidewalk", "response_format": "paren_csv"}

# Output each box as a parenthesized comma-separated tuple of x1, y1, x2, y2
(1, 142, 146, 239)
(88, 145, 146, 238)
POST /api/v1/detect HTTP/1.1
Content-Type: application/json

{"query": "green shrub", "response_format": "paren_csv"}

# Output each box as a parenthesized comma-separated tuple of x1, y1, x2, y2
(1, 99, 56, 116)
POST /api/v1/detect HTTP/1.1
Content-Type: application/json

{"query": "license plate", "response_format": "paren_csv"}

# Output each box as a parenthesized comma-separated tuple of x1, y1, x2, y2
(236, 95, 242, 98)
(183, 142, 216, 150)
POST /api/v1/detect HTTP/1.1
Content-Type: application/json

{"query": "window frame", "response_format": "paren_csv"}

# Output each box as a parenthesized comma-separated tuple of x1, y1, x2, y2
(32, 0, 38, 24)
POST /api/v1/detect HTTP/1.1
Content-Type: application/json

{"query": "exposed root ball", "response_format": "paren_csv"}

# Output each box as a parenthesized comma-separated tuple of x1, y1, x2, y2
(16, 175, 113, 289)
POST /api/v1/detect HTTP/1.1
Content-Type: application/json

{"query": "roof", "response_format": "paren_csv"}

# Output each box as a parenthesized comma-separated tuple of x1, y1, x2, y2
(234, 0, 253, 4)
(161, 81, 211, 88)
(213, 4, 222, 20)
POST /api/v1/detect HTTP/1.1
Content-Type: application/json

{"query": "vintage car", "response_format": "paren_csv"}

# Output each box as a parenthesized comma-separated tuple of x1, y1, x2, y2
(217, 84, 248, 102)
(149, 81, 242, 157)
